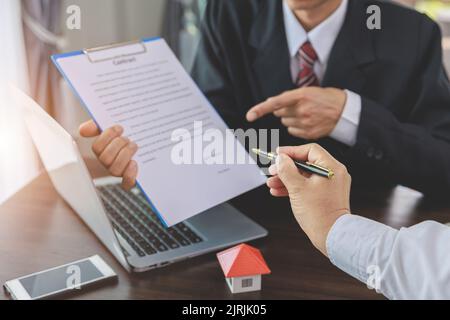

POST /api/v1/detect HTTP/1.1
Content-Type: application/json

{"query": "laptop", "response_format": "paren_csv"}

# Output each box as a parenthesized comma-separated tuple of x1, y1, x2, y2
(15, 87, 268, 273)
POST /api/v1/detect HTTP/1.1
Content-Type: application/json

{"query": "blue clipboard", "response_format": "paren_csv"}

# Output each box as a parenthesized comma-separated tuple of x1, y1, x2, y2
(51, 37, 171, 228)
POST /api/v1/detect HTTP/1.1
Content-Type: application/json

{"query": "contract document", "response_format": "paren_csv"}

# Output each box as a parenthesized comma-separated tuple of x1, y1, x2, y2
(52, 38, 266, 227)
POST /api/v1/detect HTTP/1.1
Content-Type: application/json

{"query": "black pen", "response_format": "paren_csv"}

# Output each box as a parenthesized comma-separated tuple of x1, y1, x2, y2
(252, 148, 334, 179)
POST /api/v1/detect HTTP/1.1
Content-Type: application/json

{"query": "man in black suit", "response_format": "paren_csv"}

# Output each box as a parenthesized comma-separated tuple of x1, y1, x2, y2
(79, 0, 450, 196)
(189, 0, 450, 196)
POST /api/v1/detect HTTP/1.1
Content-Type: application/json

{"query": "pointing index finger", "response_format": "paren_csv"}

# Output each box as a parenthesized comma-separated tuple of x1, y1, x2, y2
(246, 89, 303, 122)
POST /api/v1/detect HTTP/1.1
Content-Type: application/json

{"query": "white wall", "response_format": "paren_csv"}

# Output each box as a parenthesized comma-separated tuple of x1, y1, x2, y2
(58, 0, 166, 156)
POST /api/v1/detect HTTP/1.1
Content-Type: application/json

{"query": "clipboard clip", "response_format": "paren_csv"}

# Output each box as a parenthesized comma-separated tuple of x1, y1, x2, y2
(83, 39, 147, 63)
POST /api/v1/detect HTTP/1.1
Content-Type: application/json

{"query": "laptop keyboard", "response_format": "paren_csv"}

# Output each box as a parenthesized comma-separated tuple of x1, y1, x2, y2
(97, 184, 203, 257)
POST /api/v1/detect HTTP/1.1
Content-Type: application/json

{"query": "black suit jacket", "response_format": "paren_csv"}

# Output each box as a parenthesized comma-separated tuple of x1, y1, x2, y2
(191, 0, 450, 197)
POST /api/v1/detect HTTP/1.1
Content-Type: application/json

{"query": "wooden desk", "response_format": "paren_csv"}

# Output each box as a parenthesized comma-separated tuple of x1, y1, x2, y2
(1, 159, 449, 300)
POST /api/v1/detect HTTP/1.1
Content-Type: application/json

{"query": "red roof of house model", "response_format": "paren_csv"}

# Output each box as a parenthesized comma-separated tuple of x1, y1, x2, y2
(216, 244, 271, 278)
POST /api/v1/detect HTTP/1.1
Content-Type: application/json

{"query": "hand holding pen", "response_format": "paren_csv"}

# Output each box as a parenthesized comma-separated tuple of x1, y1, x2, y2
(263, 144, 351, 256)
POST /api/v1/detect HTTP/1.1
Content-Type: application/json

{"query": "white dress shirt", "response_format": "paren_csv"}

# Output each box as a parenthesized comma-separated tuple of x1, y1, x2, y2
(327, 214, 450, 299)
(283, 0, 361, 146)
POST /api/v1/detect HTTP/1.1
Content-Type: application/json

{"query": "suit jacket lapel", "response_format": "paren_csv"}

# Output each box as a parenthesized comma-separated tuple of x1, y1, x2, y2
(248, 0, 295, 102)
(322, 0, 376, 93)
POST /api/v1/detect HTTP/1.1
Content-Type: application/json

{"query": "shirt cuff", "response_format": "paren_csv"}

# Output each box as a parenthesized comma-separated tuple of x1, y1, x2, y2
(326, 214, 397, 284)
(329, 90, 362, 147)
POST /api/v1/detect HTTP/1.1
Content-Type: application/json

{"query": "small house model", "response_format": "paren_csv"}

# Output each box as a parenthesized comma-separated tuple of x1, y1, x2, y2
(216, 244, 271, 294)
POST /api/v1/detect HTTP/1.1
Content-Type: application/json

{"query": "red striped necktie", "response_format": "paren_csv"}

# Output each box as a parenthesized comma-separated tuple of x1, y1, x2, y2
(296, 41, 320, 87)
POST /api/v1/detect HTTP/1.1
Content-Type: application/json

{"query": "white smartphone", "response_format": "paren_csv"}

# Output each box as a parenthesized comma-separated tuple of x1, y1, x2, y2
(3, 255, 117, 300)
